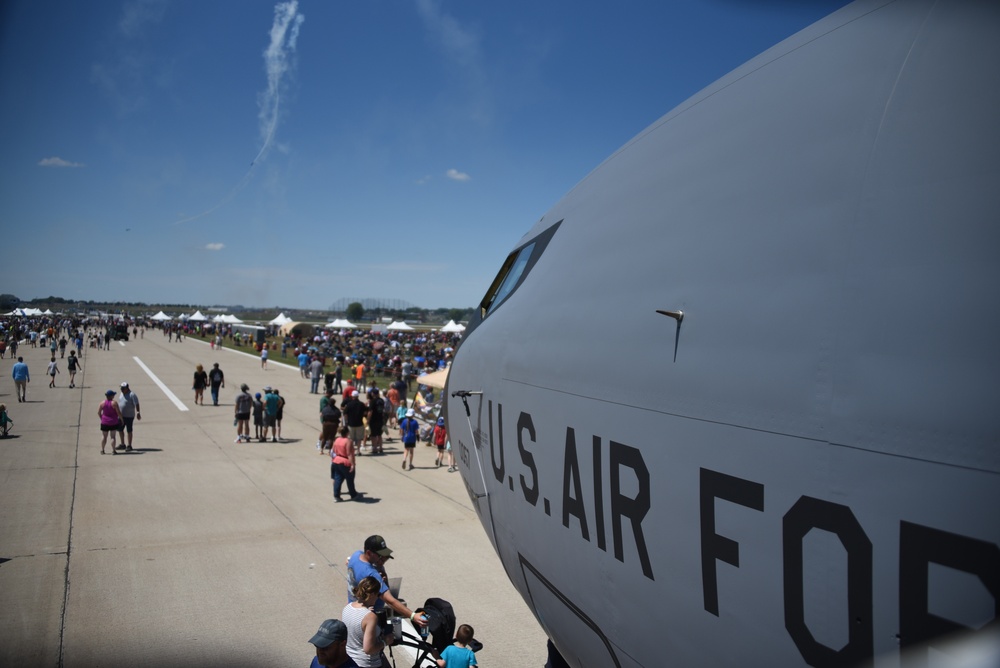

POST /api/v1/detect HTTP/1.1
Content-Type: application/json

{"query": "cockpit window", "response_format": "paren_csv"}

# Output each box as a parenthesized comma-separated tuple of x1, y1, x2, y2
(478, 220, 562, 320)
(481, 243, 535, 318)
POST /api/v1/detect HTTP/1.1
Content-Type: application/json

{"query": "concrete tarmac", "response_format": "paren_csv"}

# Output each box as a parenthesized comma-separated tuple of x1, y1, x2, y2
(0, 332, 548, 667)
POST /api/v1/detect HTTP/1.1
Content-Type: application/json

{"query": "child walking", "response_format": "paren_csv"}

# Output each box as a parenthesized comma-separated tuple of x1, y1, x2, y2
(433, 417, 447, 468)
(47, 357, 60, 387)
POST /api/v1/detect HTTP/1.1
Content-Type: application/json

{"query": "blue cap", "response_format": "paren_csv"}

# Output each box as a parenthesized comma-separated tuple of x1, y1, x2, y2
(437, 417, 445, 426)
(255, 393, 261, 399)
(309, 618, 347, 648)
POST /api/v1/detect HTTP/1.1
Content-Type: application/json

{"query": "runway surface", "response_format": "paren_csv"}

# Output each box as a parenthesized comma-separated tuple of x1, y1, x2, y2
(0, 331, 548, 667)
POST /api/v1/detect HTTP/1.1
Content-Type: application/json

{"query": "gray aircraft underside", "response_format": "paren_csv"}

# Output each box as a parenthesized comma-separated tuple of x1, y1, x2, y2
(444, 0, 1000, 666)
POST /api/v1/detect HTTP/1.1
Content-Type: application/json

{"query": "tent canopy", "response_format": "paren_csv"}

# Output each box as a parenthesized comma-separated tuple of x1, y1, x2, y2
(439, 320, 465, 332)
(416, 367, 449, 389)
(188, 310, 207, 321)
(269, 313, 293, 326)
(328, 318, 357, 329)
(279, 321, 315, 338)
(386, 321, 415, 331)
(150, 311, 172, 321)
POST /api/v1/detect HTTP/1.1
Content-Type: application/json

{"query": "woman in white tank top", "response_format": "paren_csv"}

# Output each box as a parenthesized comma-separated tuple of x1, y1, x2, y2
(342, 576, 395, 667)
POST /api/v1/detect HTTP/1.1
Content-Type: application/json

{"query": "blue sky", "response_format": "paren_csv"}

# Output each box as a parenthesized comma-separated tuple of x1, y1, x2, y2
(0, 0, 847, 310)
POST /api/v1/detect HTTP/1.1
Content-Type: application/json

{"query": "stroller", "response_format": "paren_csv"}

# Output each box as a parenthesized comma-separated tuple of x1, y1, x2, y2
(389, 598, 482, 668)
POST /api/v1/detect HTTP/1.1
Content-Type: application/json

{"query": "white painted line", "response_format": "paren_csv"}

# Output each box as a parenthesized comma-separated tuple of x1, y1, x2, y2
(133, 356, 189, 412)
(119, 340, 126, 347)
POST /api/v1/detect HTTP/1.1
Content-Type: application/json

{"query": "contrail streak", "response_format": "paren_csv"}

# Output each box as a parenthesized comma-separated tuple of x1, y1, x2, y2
(174, 1, 304, 225)
(253, 1, 304, 165)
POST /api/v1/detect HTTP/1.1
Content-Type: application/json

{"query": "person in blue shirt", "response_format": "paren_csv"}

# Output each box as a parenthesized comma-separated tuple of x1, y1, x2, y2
(263, 386, 280, 442)
(436, 624, 478, 668)
(399, 409, 420, 471)
(345, 535, 428, 630)
(11, 357, 29, 402)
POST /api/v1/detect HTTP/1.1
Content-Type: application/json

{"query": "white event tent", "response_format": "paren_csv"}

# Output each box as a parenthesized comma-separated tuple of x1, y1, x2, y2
(269, 313, 293, 326)
(386, 321, 415, 331)
(150, 311, 172, 321)
(328, 318, 357, 329)
(439, 320, 465, 333)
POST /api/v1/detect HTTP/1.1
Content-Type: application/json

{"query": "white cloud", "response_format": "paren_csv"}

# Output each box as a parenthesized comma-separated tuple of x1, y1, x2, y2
(446, 168, 471, 182)
(415, 174, 432, 185)
(39, 157, 85, 168)
(205, 243, 225, 251)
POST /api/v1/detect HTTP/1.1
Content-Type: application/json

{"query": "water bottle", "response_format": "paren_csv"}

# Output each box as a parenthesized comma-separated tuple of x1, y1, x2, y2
(418, 614, 429, 640)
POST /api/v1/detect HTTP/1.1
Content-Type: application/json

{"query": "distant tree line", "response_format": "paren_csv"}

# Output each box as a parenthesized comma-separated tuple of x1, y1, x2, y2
(2, 294, 472, 324)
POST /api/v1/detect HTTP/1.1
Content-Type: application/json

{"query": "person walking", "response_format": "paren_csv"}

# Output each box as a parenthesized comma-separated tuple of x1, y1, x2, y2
(330, 426, 357, 501)
(67, 350, 82, 388)
(208, 362, 225, 406)
(309, 356, 324, 394)
(47, 357, 60, 387)
(234, 384, 253, 443)
(342, 391, 366, 455)
(98, 389, 123, 455)
(433, 417, 447, 468)
(116, 382, 141, 451)
(399, 409, 420, 471)
(298, 348, 310, 378)
(318, 389, 336, 452)
(366, 389, 385, 455)
(261, 344, 269, 370)
(333, 362, 343, 395)
(193, 364, 208, 405)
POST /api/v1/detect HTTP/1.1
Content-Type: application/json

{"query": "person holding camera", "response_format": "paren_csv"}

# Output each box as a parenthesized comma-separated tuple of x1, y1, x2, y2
(342, 576, 396, 667)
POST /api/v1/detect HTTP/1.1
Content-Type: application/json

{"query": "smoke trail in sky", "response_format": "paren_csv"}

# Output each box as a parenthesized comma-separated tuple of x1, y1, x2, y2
(253, 1, 305, 165)
(175, 1, 304, 225)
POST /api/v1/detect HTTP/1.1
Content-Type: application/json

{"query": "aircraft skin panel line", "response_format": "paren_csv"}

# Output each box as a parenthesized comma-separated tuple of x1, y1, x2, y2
(444, 0, 1000, 666)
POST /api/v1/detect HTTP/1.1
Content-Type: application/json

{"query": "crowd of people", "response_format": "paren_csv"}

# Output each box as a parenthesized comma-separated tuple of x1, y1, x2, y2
(3, 313, 482, 666)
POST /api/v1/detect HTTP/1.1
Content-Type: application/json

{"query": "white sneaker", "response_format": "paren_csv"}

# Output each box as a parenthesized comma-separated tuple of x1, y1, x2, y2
(234, 437, 242, 443)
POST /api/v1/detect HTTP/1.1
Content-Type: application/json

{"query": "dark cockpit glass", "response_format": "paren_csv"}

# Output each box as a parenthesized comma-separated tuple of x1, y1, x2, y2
(476, 219, 562, 321)
(480, 242, 535, 318)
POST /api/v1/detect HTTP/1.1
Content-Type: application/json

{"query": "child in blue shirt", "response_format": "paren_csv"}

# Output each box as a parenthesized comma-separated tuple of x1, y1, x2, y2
(436, 624, 478, 668)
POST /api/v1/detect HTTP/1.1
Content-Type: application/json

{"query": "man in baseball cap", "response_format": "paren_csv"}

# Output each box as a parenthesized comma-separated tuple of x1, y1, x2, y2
(307, 618, 353, 667)
(345, 535, 428, 629)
